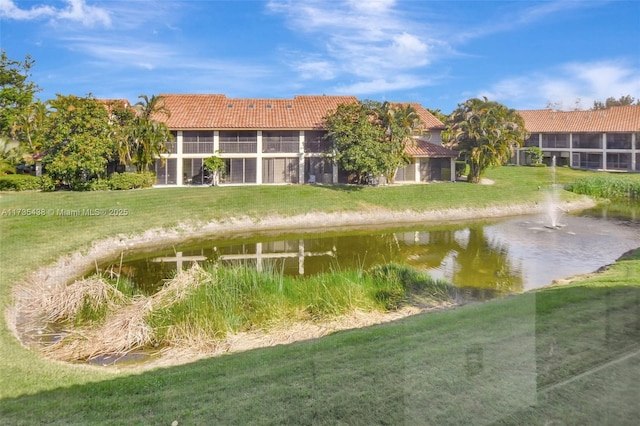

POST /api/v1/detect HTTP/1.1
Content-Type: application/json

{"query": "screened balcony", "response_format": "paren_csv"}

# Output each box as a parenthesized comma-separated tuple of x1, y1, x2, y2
(219, 131, 258, 153)
(304, 131, 331, 153)
(262, 131, 299, 153)
(606, 133, 632, 150)
(541, 133, 569, 149)
(573, 133, 602, 149)
(183, 131, 214, 154)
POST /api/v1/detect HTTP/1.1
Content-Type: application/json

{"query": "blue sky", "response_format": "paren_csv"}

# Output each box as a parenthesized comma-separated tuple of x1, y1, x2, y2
(1, 0, 639, 112)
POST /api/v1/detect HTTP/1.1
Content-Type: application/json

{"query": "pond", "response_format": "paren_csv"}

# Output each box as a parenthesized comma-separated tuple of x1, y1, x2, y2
(99, 206, 640, 299)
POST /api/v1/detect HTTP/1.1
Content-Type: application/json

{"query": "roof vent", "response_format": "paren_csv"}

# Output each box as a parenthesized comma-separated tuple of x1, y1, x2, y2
(227, 103, 233, 108)
(265, 104, 272, 109)
(248, 104, 254, 109)
(286, 104, 293, 109)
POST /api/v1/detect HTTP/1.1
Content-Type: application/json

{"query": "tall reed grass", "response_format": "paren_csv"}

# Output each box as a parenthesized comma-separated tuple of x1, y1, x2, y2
(149, 262, 451, 345)
(32, 262, 453, 361)
(566, 174, 640, 199)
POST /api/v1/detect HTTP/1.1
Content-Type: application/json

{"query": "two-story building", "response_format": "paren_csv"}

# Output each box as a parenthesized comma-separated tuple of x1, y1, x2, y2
(153, 94, 456, 186)
(514, 105, 640, 171)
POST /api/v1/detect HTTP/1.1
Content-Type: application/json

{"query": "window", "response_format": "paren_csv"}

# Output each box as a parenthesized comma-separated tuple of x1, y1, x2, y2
(164, 131, 177, 153)
(395, 162, 416, 182)
(541, 134, 569, 148)
(572, 152, 602, 169)
(182, 131, 214, 154)
(573, 133, 602, 149)
(219, 131, 257, 153)
(155, 158, 177, 185)
(606, 133, 632, 150)
(263, 158, 299, 183)
(606, 153, 630, 170)
(523, 134, 540, 147)
(262, 131, 299, 153)
(225, 158, 257, 183)
(304, 158, 333, 183)
(183, 158, 205, 184)
(304, 131, 330, 152)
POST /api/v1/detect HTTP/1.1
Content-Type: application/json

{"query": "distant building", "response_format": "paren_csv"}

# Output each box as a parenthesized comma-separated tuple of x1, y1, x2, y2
(153, 94, 457, 186)
(514, 105, 640, 171)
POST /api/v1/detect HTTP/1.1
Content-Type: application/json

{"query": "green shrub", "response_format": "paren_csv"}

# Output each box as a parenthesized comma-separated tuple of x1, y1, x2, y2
(107, 172, 156, 190)
(89, 179, 111, 191)
(0, 174, 42, 191)
(39, 175, 56, 192)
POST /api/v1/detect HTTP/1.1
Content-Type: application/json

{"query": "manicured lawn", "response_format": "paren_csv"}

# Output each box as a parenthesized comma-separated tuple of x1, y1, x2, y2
(1, 166, 639, 424)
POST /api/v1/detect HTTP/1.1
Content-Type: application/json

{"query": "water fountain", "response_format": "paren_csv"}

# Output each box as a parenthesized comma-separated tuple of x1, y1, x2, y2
(545, 155, 563, 229)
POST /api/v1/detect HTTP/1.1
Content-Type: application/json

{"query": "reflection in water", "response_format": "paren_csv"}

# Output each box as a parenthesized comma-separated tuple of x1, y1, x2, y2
(100, 213, 640, 297)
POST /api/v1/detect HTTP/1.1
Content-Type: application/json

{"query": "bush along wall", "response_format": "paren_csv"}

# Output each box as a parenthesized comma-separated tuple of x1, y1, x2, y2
(0, 174, 45, 191)
(0, 172, 155, 191)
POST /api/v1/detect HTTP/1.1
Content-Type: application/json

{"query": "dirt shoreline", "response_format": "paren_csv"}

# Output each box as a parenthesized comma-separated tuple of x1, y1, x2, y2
(6, 198, 596, 370)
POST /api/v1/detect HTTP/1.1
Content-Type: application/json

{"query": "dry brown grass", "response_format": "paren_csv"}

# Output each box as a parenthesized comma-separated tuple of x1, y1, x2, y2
(33, 265, 210, 362)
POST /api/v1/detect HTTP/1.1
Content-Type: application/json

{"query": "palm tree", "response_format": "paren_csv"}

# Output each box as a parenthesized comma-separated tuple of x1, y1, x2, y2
(0, 136, 20, 174)
(443, 97, 527, 183)
(380, 102, 422, 182)
(135, 94, 170, 121)
(124, 95, 173, 172)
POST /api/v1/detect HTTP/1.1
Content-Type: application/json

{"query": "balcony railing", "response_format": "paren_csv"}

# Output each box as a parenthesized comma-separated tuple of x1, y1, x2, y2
(183, 142, 214, 154)
(262, 141, 299, 153)
(219, 142, 257, 154)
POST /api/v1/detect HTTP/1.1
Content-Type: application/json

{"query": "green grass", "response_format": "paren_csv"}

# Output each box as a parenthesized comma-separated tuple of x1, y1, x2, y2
(1, 258, 638, 425)
(0, 166, 638, 424)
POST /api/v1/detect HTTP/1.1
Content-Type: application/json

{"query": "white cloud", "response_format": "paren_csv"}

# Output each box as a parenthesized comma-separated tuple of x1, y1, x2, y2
(334, 74, 431, 96)
(294, 60, 336, 80)
(57, 0, 110, 27)
(267, 0, 444, 91)
(0, 0, 111, 27)
(480, 60, 640, 110)
(0, 0, 54, 19)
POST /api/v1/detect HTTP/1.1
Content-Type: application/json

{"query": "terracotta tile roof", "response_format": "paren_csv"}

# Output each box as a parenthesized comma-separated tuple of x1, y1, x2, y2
(389, 102, 445, 130)
(155, 94, 359, 129)
(518, 105, 640, 133)
(155, 95, 446, 132)
(404, 139, 458, 158)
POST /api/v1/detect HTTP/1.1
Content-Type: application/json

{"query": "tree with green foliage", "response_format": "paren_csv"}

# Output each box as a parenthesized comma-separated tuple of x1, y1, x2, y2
(324, 100, 420, 184)
(443, 97, 527, 183)
(0, 51, 40, 141)
(121, 94, 173, 172)
(204, 155, 226, 186)
(592, 95, 638, 110)
(426, 107, 448, 124)
(379, 102, 421, 182)
(42, 95, 116, 189)
(324, 102, 386, 184)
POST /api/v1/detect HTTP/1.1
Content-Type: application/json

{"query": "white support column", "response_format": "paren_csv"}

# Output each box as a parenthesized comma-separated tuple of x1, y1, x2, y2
(631, 132, 637, 171)
(414, 160, 420, 182)
(602, 133, 607, 170)
(298, 240, 305, 275)
(256, 242, 263, 273)
(299, 131, 305, 184)
(213, 130, 219, 153)
(256, 131, 263, 184)
(176, 131, 184, 186)
(450, 157, 456, 182)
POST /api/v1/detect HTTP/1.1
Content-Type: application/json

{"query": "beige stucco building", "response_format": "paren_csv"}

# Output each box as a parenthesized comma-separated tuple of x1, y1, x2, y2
(514, 105, 640, 170)
(153, 94, 457, 186)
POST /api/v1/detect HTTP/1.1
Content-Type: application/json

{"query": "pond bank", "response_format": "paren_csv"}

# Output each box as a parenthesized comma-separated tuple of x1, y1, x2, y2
(6, 198, 596, 370)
